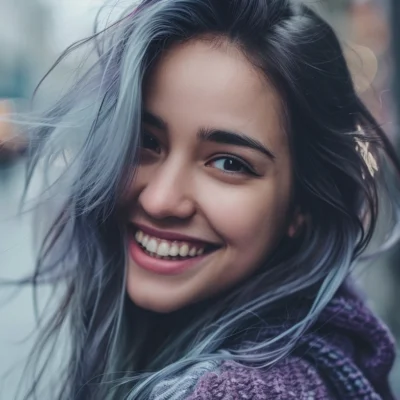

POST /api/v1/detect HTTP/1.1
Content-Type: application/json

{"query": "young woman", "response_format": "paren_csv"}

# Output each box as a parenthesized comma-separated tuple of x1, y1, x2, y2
(17, 0, 400, 398)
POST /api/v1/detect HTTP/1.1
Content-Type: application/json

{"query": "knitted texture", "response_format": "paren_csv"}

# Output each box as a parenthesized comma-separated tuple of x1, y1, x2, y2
(187, 358, 334, 400)
(149, 360, 220, 400)
(150, 283, 397, 400)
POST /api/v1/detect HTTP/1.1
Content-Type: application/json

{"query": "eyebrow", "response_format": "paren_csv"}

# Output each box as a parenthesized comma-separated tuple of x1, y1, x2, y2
(142, 110, 275, 160)
(198, 128, 275, 160)
(142, 110, 167, 130)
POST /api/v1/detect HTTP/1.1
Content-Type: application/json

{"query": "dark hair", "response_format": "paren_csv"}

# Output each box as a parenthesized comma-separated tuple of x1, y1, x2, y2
(14, 0, 400, 399)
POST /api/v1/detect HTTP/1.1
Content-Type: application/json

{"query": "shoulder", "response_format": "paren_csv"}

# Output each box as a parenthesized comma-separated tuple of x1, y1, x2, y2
(186, 357, 335, 400)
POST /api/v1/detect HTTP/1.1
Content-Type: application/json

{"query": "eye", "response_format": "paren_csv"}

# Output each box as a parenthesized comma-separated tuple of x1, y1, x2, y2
(208, 156, 254, 175)
(140, 131, 161, 154)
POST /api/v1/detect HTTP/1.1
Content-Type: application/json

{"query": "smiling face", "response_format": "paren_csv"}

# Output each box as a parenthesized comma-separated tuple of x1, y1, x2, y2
(124, 38, 294, 313)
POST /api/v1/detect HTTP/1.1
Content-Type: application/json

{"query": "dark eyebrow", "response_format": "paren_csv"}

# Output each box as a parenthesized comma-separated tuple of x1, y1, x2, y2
(198, 128, 275, 160)
(142, 110, 167, 130)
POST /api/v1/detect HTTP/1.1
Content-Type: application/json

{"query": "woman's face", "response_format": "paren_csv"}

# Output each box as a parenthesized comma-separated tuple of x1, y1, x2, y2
(124, 39, 294, 313)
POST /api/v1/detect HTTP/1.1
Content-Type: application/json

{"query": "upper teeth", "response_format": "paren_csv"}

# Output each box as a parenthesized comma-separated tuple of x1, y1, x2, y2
(135, 230, 205, 257)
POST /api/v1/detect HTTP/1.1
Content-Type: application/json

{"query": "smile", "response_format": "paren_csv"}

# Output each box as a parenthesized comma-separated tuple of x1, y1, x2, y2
(134, 229, 205, 259)
(128, 224, 220, 275)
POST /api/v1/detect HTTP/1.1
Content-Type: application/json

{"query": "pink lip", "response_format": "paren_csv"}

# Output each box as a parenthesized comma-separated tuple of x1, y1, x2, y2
(128, 235, 211, 276)
(131, 222, 216, 246)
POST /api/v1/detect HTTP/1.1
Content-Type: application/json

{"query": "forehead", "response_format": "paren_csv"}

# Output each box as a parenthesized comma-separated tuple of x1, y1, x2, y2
(144, 38, 287, 152)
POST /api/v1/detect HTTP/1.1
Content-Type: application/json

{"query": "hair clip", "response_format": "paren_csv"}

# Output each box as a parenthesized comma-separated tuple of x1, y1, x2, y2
(355, 125, 378, 178)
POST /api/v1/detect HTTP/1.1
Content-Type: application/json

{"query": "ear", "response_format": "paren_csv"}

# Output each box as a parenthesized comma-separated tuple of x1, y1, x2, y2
(287, 207, 306, 238)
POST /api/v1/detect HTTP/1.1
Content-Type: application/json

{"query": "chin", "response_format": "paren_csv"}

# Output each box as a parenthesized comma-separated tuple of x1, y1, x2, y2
(134, 298, 182, 314)
(126, 280, 188, 314)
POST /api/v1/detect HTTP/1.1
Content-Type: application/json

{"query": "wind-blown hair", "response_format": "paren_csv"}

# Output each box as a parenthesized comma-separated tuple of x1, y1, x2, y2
(14, 0, 400, 399)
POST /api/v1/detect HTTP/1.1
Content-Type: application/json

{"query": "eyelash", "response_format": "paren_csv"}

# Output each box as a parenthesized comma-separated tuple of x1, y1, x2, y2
(140, 131, 258, 176)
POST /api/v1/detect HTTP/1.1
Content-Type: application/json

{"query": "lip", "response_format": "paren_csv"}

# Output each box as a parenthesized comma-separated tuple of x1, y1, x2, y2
(130, 222, 218, 246)
(128, 234, 212, 276)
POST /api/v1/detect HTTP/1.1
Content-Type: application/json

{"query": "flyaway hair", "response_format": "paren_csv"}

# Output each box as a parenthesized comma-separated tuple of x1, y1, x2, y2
(6, 0, 400, 399)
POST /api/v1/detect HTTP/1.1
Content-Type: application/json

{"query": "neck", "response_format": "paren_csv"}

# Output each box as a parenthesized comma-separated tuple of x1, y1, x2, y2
(125, 295, 222, 371)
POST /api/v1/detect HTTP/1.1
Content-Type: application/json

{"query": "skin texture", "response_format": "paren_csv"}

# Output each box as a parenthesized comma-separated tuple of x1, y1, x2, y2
(124, 39, 295, 313)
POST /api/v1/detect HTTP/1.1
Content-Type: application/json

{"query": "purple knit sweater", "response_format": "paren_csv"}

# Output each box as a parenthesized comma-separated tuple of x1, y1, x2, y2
(150, 284, 397, 399)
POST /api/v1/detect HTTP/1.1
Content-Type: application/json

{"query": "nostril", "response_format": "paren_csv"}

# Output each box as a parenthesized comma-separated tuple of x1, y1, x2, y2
(137, 180, 196, 220)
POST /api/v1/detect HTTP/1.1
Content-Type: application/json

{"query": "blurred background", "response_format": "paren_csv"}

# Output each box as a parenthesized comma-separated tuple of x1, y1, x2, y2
(0, 0, 399, 398)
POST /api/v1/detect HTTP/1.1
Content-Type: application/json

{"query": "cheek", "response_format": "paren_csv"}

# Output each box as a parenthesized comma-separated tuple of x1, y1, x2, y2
(196, 181, 291, 297)
(205, 183, 289, 243)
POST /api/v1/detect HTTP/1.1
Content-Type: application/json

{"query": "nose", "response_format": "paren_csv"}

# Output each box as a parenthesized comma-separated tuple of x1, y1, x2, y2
(137, 158, 196, 220)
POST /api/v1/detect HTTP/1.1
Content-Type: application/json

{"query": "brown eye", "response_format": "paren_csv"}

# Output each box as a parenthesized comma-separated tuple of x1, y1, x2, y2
(208, 156, 255, 175)
(140, 131, 161, 154)
(213, 157, 246, 172)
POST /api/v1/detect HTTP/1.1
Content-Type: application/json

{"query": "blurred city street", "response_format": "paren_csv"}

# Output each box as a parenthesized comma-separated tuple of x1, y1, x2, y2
(0, 160, 36, 399)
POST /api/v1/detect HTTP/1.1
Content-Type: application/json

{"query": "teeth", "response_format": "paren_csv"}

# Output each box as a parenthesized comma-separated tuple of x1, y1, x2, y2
(179, 244, 189, 257)
(169, 244, 179, 257)
(157, 242, 170, 257)
(134, 229, 207, 258)
(146, 238, 158, 253)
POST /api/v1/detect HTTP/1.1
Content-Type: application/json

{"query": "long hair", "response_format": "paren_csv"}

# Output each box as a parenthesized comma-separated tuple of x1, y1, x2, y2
(12, 0, 400, 398)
